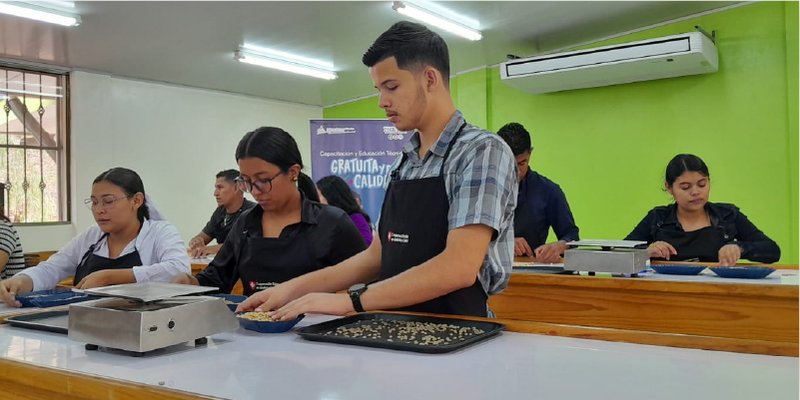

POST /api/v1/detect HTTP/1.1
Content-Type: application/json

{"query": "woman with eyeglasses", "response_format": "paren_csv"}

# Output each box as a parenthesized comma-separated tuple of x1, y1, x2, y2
(174, 127, 366, 295)
(0, 167, 190, 307)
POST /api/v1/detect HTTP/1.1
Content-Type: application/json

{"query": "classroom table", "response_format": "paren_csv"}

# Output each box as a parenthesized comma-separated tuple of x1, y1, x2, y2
(190, 254, 798, 356)
(490, 258, 799, 356)
(0, 312, 797, 400)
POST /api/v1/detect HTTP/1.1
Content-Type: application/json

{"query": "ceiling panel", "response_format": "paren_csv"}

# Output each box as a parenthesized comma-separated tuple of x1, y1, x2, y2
(0, 1, 740, 107)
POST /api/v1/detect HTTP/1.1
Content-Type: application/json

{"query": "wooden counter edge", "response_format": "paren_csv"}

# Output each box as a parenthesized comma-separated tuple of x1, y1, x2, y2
(0, 357, 219, 400)
(506, 273, 798, 299)
(497, 318, 798, 357)
(514, 257, 799, 269)
(378, 311, 799, 357)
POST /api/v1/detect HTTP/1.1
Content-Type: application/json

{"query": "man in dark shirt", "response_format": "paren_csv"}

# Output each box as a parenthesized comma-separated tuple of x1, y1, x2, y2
(497, 123, 579, 263)
(188, 169, 255, 257)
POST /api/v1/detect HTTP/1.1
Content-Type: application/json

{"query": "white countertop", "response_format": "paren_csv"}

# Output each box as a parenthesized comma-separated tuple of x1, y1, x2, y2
(0, 312, 797, 400)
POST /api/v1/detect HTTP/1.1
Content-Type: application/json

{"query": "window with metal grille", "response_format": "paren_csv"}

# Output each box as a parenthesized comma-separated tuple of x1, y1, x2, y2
(0, 65, 69, 224)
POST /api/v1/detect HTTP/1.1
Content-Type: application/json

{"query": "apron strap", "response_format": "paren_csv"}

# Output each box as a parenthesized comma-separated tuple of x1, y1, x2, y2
(438, 122, 467, 176)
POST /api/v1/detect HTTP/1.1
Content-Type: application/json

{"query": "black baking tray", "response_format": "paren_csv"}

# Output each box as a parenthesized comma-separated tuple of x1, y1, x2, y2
(296, 313, 504, 353)
(5, 310, 69, 334)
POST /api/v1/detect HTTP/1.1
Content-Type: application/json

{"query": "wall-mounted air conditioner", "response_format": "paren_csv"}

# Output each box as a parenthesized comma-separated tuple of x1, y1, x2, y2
(500, 31, 718, 94)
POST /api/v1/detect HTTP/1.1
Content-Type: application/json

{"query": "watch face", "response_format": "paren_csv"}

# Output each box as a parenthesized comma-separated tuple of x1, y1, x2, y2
(349, 283, 367, 295)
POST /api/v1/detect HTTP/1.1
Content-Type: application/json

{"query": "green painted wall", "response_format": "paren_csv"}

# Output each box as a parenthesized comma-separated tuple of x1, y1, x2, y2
(324, 2, 799, 263)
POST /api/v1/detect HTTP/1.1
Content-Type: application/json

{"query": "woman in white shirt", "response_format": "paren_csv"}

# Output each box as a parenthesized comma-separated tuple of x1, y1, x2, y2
(0, 167, 189, 307)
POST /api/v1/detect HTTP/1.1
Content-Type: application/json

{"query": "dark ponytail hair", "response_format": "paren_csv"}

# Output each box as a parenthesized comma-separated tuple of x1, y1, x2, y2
(93, 167, 149, 222)
(297, 173, 320, 202)
(316, 175, 371, 224)
(235, 127, 304, 172)
(665, 154, 710, 187)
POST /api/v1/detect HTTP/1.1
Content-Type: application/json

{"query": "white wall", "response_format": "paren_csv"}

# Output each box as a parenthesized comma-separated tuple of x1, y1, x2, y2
(16, 71, 321, 251)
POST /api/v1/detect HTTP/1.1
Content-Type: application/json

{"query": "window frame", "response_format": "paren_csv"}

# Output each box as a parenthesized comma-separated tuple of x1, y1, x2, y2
(0, 63, 71, 225)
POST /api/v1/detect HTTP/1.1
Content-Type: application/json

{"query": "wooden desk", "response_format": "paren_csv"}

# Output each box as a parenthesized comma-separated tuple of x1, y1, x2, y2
(491, 261, 798, 356)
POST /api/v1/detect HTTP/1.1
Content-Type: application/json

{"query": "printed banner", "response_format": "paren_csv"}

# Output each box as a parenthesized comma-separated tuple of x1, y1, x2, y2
(310, 120, 411, 223)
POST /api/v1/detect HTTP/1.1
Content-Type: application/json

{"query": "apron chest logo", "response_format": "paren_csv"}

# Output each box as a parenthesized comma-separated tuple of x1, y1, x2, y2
(387, 231, 409, 244)
(250, 281, 278, 291)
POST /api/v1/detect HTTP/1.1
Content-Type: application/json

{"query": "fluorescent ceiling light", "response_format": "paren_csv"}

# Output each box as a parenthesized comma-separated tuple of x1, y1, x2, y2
(235, 46, 338, 81)
(392, 1, 482, 41)
(1, 88, 63, 98)
(0, 1, 81, 27)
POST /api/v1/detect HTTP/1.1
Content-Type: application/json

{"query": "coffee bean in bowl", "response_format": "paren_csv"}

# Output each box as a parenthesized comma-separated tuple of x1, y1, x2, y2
(236, 311, 304, 333)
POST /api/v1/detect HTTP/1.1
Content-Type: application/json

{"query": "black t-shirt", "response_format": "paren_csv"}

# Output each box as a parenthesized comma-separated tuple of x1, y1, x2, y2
(196, 197, 367, 292)
(202, 199, 256, 244)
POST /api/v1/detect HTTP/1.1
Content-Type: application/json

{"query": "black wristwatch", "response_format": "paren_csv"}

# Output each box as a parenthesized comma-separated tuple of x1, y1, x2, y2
(348, 283, 368, 313)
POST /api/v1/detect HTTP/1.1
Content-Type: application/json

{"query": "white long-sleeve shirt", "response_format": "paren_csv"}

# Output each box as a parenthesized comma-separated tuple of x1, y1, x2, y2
(20, 219, 190, 290)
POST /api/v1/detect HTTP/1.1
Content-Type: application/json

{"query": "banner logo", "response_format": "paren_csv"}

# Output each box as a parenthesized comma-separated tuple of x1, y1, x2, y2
(382, 126, 408, 141)
(316, 125, 356, 135)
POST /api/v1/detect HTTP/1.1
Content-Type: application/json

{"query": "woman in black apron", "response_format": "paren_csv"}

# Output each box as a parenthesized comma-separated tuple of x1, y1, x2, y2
(176, 127, 367, 295)
(626, 154, 780, 265)
(0, 167, 191, 307)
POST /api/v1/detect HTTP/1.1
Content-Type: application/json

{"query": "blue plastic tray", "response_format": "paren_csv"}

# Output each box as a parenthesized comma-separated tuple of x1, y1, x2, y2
(651, 264, 707, 275)
(15, 288, 92, 308)
(709, 266, 775, 279)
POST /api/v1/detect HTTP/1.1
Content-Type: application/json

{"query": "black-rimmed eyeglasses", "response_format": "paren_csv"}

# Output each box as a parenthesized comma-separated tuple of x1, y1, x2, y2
(234, 172, 284, 194)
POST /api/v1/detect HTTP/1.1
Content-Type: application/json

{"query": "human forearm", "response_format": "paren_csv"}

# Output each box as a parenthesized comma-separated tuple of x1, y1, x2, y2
(733, 213, 781, 263)
(75, 268, 136, 289)
(737, 240, 781, 263)
(188, 233, 211, 249)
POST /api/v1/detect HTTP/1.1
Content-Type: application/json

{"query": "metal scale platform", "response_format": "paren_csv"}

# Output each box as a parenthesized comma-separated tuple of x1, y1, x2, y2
(68, 282, 238, 356)
(564, 240, 649, 276)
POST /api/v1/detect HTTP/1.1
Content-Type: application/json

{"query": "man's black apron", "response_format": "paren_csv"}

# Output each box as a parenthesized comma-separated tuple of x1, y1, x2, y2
(378, 123, 488, 317)
(235, 230, 318, 296)
(654, 224, 728, 262)
(73, 234, 143, 285)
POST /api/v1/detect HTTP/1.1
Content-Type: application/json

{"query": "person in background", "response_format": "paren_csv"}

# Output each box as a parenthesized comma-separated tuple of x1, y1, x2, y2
(173, 127, 366, 295)
(625, 154, 780, 265)
(0, 167, 190, 307)
(188, 170, 256, 258)
(0, 209, 24, 280)
(239, 21, 517, 319)
(497, 122, 579, 263)
(352, 190, 363, 208)
(316, 175, 373, 246)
